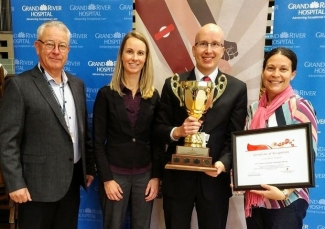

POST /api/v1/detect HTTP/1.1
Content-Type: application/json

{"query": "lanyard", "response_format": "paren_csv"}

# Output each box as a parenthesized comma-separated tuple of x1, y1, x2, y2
(40, 66, 76, 145)
(40, 67, 66, 118)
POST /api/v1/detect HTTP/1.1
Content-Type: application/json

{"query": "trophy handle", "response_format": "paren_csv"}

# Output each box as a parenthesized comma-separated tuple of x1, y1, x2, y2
(210, 74, 227, 108)
(171, 73, 184, 106)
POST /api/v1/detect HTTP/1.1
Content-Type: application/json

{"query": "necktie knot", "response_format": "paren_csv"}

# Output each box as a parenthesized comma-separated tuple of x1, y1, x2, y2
(202, 76, 211, 82)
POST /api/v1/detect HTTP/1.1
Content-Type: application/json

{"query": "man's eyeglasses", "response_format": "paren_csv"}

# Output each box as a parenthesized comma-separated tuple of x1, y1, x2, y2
(195, 41, 224, 49)
(37, 40, 69, 52)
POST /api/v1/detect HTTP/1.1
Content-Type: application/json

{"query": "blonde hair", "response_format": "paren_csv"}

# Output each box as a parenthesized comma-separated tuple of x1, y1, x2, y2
(110, 31, 155, 99)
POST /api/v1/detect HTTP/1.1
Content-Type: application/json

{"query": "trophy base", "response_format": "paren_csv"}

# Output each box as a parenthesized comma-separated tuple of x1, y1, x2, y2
(176, 145, 209, 156)
(171, 154, 212, 167)
(165, 146, 215, 172)
(165, 163, 217, 172)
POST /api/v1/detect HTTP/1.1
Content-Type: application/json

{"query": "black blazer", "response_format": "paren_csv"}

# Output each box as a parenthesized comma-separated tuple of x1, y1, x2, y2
(155, 69, 247, 201)
(0, 65, 95, 202)
(93, 85, 163, 183)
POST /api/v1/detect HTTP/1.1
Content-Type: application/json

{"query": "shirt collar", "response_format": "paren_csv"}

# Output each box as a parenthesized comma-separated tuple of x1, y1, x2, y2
(195, 67, 219, 82)
(38, 63, 68, 84)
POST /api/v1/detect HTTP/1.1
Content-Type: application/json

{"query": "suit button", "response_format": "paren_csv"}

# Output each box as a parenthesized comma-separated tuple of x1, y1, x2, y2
(132, 138, 136, 142)
(69, 158, 73, 161)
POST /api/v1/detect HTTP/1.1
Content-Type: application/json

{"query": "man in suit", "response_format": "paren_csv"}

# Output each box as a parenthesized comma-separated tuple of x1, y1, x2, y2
(155, 23, 247, 229)
(0, 20, 95, 229)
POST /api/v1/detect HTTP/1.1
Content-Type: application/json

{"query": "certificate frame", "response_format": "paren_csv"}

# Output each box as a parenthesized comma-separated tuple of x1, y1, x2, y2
(232, 123, 315, 191)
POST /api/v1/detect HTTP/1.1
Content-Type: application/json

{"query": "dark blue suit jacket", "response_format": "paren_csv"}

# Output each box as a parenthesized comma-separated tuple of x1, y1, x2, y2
(155, 69, 247, 201)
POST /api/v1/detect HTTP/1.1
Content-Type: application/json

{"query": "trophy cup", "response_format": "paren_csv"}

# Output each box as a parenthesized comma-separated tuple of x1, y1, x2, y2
(165, 73, 227, 172)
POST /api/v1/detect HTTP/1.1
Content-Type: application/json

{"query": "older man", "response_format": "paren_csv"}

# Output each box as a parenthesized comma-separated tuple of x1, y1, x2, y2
(0, 20, 95, 229)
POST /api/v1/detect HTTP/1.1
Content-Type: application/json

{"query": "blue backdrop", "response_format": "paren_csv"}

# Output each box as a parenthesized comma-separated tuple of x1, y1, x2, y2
(10, 1, 132, 228)
(273, 1, 325, 228)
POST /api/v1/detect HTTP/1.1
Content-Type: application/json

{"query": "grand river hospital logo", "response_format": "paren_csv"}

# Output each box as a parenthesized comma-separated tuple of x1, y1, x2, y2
(22, 4, 61, 19)
(309, 198, 325, 212)
(13, 32, 36, 47)
(95, 32, 124, 48)
(22, 4, 62, 12)
(271, 31, 306, 46)
(288, 1, 325, 19)
(70, 3, 111, 11)
(70, 3, 111, 20)
(14, 59, 34, 73)
(88, 60, 116, 76)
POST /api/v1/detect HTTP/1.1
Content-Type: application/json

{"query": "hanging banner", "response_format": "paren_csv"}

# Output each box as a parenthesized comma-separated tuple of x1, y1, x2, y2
(135, 0, 269, 228)
(136, 0, 269, 105)
(10, 0, 133, 228)
(272, 1, 325, 229)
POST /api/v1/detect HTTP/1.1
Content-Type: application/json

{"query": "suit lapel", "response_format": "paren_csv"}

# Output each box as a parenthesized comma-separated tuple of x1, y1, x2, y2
(32, 66, 70, 134)
(212, 70, 227, 103)
(203, 71, 228, 133)
(179, 69, 196, 81)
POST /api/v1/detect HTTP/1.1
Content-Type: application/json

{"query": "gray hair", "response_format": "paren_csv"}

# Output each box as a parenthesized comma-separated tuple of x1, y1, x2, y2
(36, 20, 71, 43)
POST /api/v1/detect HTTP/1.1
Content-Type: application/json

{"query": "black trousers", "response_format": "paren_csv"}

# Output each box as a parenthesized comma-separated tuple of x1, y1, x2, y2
(163, 177, 229, 229)
(18, 160, 83, 229)
(246, 199, 309, 229)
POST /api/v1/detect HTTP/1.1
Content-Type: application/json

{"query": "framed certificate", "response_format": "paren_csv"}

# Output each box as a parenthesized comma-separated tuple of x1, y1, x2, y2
(231, 123, 315, 191)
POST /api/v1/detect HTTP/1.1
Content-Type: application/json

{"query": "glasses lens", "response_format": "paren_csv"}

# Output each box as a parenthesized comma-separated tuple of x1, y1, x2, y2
(198, 42, 207, 48)
(58, 44, 67, 51)
(44, 43, 55, 50)
(211, 42, 218, 48)
(197, 41, 223, 49)
(42, 42, 68, 51)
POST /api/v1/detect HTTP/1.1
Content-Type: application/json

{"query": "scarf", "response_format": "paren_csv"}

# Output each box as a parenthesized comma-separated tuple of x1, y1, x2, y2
(245, 85, 295, 217)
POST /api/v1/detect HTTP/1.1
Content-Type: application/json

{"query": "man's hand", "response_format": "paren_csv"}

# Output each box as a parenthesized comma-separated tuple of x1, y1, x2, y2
(204, 161, 225, 177)
(172, 116, 202, 139)
(86, 175, 94, 187)
(9, 188, 32, 203)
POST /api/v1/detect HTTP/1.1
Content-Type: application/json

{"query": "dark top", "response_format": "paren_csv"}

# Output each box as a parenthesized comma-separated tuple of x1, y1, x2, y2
(154, 69, 247, 200)
(93, 85, 164, 182)
(0, 65, 95, 202)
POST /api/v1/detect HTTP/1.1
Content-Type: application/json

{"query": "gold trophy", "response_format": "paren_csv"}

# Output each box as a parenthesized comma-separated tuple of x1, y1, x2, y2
(165, 73, 227, 172)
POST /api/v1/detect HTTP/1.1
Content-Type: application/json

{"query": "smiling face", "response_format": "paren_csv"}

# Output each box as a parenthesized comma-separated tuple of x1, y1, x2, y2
(34, 26, 70, 75)
(192, 24, 225, 76)
(262, 53, 296, 103)
(122, 37, 147, 77)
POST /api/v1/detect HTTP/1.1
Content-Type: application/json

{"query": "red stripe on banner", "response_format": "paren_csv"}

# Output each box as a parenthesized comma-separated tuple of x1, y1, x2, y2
(136, 0, 194, 73)
(154, 24, 175, 41)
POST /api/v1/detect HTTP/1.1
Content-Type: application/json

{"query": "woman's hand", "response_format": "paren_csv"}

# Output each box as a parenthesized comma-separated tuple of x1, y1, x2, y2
(103, 180, 123, 201)
(145, 178, 159, 202)
(250, 184, 291, 200)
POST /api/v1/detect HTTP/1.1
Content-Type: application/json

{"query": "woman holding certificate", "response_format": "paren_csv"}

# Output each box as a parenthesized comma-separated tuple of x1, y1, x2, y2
(244, 47, 318, 229)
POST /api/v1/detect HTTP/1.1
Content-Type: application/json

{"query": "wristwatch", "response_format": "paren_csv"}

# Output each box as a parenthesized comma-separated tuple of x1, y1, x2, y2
(282, 189, 290, 200)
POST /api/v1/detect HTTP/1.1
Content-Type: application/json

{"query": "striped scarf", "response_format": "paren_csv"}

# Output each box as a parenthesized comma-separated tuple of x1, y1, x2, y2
(245, 85, 295, 217)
